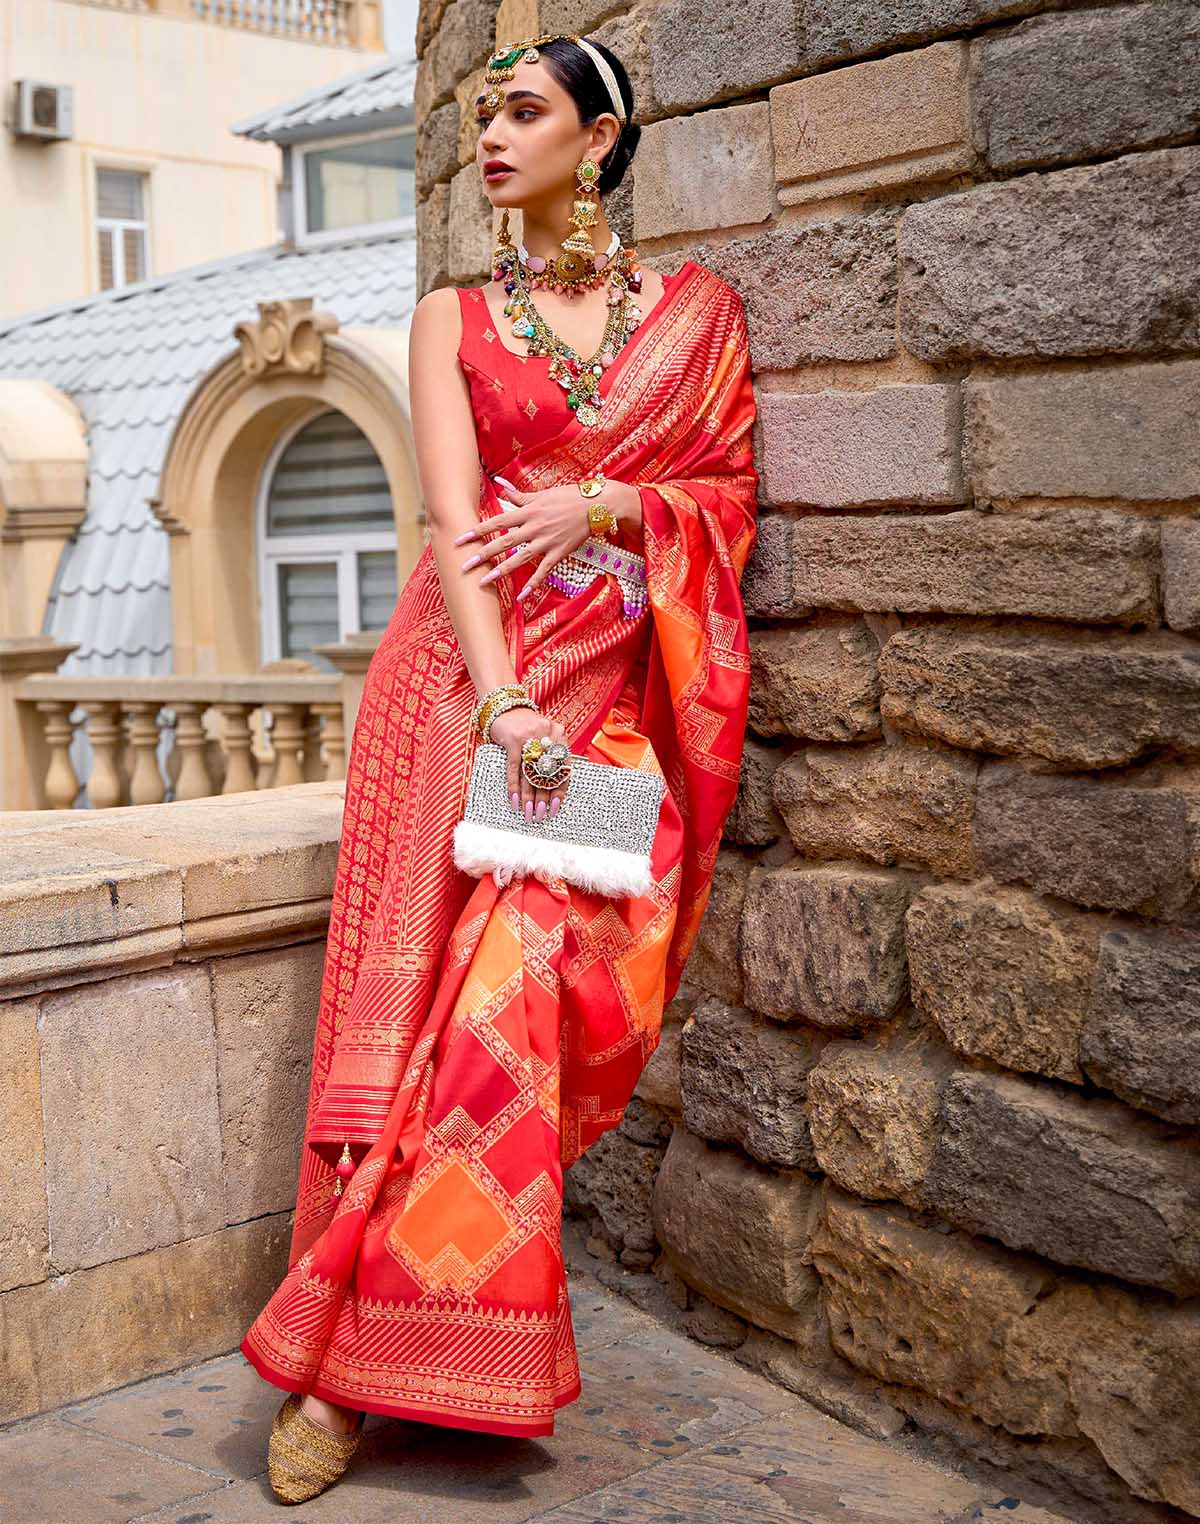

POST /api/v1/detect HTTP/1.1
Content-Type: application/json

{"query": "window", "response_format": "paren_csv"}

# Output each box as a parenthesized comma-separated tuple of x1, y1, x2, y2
(297, 129, 415, 242)
(259, 410, 398, 670)
(96, 168, 149, 290)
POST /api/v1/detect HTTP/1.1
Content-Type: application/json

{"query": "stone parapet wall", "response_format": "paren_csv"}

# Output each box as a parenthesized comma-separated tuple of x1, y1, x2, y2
(0, 783, 344, 1424)
(415, 2, 1200, 1520)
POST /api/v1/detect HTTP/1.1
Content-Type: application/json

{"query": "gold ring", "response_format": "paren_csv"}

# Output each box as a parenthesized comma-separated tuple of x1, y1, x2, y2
(521, 735, 571, 791)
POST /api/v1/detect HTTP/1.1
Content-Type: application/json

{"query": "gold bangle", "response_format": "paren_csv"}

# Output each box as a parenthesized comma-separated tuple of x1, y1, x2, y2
(473, 682, 527, 738)
(587, 499, 618, 537)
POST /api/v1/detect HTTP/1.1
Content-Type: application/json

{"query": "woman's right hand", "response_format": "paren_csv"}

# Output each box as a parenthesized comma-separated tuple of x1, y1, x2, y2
(487, 706, 571, 822)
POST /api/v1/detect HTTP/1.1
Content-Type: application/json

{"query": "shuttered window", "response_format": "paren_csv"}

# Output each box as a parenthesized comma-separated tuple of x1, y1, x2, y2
(96, 168, 149, 291)
(260, 411, 398, 669)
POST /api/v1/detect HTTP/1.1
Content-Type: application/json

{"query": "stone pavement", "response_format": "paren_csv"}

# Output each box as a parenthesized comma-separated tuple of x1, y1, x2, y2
(0, 1249, 1076, 1524)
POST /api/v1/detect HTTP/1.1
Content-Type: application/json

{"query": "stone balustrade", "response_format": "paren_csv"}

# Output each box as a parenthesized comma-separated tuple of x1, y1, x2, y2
(14, 672, 346, 810)
(68, 0, 383, 47)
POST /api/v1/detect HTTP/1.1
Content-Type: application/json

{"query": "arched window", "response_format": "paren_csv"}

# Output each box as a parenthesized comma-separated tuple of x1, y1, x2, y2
(258, 409, 398, 670)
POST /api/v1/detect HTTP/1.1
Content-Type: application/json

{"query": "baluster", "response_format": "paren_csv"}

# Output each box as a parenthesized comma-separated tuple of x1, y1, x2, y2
(302, 708, 325, 781)
(217, 702, 258, 794)
(311, 701, 346, 780)
(269, 703, 306, 786)
(122, 701, 166, 805)
(83, 701, 125, 808)
(35, 700, 80, 810)
(173, 701, 214, 800)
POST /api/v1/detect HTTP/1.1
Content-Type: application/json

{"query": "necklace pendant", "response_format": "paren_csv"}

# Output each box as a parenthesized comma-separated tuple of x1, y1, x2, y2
(575, 402, 600, 427)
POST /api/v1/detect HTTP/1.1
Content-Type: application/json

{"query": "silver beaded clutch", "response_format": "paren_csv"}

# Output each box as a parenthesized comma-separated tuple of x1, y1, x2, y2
(452, 741, 667, 897)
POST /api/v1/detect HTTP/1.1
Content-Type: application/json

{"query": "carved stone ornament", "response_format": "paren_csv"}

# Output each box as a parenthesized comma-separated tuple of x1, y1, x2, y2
(233, 298, 339, 378)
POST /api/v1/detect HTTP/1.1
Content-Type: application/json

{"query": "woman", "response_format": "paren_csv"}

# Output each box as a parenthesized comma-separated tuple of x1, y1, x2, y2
(241, 31, 758, 1504)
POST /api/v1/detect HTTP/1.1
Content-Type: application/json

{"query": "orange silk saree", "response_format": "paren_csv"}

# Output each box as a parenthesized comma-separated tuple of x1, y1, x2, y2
(241, 259, 758, 1436)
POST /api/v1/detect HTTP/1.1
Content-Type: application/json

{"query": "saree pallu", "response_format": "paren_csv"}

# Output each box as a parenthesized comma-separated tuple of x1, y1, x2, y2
(241, 260, 758, 1436)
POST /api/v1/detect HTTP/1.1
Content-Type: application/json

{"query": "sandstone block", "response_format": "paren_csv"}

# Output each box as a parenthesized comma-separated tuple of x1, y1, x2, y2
(454, 69, 486, 166)
(416, 100, 460, 197)
(415, 0, 496, 117)
(812, 1186, 1071, 1437)
(691, 212, 899, 369)
(924, 1071, 1200, 1294)
(784, 510, 1156, 625)
(447, 162, 494, 282)
(591, 5, 662, 121)
(634, 1021, 683, 1115)
(40, 966, 224, 1274)
(901, 149, 1200, 363)
(1082, 928, 1200, 1125)
(906, 883, 1098, 1084)
(0, 998, 47, 1292)
(416, 0, 452, 57)
(680, 998, 829, 1170)
(566, 1128, 664, 1256)
(774, 743, 978, 876)
(761, 385, 963, 509)
(807, 1042, 950, 1209)
(211, 943, 325, 1224)
(686, 850, 751, 1004)
(749, 622, 880, 743)
(976, 6, 1200, 172)
(633, 104, 774, 240)
(772, 41, 972, 205)
(725, 738, 786, 847)
(0, 1213, 291, 1424)
(881, 626, 1200, 769)
(417, 182, 451, 295)
(653, 1127, 821, 1340)
(801, 0, 1061, 68)
(648, 0, 805, 113)
(966, 360, 1200, 502)
(975, 766, 1193, 916)
(741, 862, 914, 1029)
(1163, 519, 1200, 634)
(740, 512, 797, 618)
(538, 0, 624, 32)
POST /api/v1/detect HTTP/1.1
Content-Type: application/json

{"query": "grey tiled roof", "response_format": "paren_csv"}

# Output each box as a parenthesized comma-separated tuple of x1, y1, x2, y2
(231, 53, 416, 142)
(0, 232, 416, 677)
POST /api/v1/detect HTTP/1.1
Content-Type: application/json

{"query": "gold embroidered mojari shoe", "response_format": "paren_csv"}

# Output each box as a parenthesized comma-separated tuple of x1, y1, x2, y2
(267, 1391, 364, 1504)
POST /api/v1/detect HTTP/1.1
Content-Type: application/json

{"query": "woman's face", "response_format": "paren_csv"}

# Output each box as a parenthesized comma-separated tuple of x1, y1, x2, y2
(475, 57, 619, 211)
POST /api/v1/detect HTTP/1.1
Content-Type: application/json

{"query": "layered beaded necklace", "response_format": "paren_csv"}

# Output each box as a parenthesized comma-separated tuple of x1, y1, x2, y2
(494, 222, 645, 429)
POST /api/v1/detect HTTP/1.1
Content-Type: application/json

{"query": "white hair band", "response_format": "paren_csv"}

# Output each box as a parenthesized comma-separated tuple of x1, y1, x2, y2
(573, 36, 627, 124)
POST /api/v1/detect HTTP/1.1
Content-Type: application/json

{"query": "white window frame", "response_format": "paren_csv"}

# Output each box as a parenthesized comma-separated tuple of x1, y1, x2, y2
(256, 409, 398, 664)
(292, 124, 417, 249)
(92, 160, 153, 291)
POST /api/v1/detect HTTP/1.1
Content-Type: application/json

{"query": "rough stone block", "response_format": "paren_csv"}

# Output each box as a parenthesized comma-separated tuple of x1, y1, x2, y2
(975, 766, 1193, 916)
(881, 626, 1200, 770)
(686, 850, 751, 1004)
(812, 1186, 1071, 1437)
(774, 743, 978, 876)
(538, 0, 625, 32)
(417, 181, 452, 295)
(634, 1021, 683, 1115)
(648, 0, 806, 113)
(454, 68, 486, 166)
(691, 211, 899, 369)
(967, 360, 1200, 502)
(653, 1127, 821, 1340)
(1163, 519, 1200, 634)
(1082, 928, 1200, 1125)
(0, 1213, 291, 1424)
(761, 385, 963, 509)
(724, 738, 786, 847)
(906, 883, 1098, 1085)
(40, 966, 224, 1274)
(0, 997, 48, 1292)
(772, 41, 972, 205)
(925, 1071, 1200, 1295)
(748, 622, 880, 742)
(633, 104, 774, 239)
(414, 0, 497, 117)
(416, 0, 452, 57)
(566, 1128, 665, 1257)
(416, 99, 460, 197)
(901, 149, 1200, 363)
(448, 161, 494, 282)
(591, 5, 663, 121)
(680, 998, 829, 1170)
(800, 0, 1062, 68)
(807, 1042, 950, 1209)
(740, 512, 797, 618)
(976, 5, 1200, 172)
(211, 943, 325, 1224)
(785, 510, 1157, 626)
(741, 862, 914, 1029)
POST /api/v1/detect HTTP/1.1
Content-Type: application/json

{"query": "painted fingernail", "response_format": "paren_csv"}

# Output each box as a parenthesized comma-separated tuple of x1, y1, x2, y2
(511, 791, 521, 811)
(548, 797, 561, 817)
(525, 800, 534, 821)
(462, 554, 481, 570)
(535, 799, 547, 820)
(453, 532, 471, 545)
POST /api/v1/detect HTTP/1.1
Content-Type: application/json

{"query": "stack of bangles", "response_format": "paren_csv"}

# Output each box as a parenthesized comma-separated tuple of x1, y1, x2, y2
(471, 682, 573, 791)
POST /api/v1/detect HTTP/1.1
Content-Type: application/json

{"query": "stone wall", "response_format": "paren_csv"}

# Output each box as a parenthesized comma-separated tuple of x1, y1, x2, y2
(0, 783, 343, 1424)
(415, 2, 1200, 1520)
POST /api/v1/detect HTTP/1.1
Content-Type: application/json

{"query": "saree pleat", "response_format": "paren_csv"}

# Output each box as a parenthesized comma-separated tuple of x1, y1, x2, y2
(241, 260, 757, 1435)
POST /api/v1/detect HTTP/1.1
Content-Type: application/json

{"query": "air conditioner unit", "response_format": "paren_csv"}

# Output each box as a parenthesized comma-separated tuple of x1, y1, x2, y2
(13, 80, 75, 141)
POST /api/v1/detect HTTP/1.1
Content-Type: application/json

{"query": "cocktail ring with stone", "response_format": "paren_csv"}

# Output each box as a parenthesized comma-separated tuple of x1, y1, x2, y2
(521, 735, 572, 791)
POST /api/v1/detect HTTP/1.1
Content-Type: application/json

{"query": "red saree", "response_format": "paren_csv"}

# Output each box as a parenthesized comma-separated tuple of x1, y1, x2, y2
(240, 259, 758, 1436)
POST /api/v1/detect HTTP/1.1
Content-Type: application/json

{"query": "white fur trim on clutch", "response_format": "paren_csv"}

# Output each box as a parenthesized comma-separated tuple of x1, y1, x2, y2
(452, 818, 654, 897)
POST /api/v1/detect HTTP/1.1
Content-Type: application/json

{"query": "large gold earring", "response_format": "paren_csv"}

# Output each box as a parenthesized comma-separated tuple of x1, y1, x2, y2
(555, 159, 601, 286)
